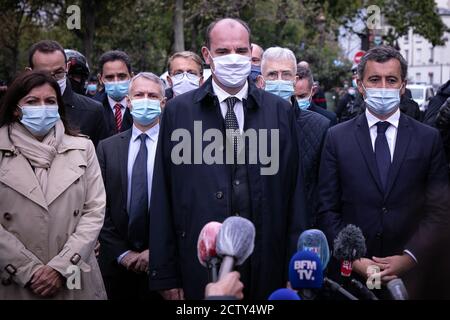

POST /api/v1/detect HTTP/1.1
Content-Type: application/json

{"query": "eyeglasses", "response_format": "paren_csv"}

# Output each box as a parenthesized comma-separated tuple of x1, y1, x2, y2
(171, 71, 200, 81)
(50, 70, 67, 81)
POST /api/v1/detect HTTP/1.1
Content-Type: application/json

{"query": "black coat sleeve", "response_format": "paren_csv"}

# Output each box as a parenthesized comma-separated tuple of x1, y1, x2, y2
(404, 130, 450, 261)
(148, 105, 182, 291)
(317, 128, 345, 245)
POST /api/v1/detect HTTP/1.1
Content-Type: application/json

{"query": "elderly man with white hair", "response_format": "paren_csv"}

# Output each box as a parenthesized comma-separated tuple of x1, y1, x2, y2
(257, 47, 330, 228)
(96, 72, 166, 300)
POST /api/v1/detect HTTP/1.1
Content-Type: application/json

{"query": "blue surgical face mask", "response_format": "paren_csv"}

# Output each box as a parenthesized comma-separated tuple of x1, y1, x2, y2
(296, 98, 311, 110)
(87, 84, 97, 91)
(249, 65, 261, 82)
(19, 104, 60, 137)
(130, 98, 161, 126)
(265, 80, 294, 100)
(105, 80, 130, 101)
(362, 83, 402, 115)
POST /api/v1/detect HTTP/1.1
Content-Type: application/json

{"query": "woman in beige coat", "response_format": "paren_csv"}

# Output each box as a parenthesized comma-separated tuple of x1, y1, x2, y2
(0, 71, 107, 299)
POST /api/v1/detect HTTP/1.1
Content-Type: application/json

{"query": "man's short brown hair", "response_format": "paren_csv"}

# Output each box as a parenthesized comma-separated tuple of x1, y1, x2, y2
(167, 51, 203, 76)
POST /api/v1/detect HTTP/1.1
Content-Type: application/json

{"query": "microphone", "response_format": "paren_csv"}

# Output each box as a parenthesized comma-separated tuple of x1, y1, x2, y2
(323, 277, 359, 300)
(289, 250, 358, 300)
(197, 221, 222, 282)
(268, 288, 301, 300)
(333, 224, 367, 278)
(349, 278, 378, 300)
(297, 229, 330, 270)
(216, 216, 255, 280)
(387, 279, 409, 300)
(288, 250, 323, 300)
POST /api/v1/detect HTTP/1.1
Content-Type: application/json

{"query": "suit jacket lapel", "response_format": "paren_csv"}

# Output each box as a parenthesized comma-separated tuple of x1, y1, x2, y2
(354, 113, 384, 194)
(384, 114, 412, 198)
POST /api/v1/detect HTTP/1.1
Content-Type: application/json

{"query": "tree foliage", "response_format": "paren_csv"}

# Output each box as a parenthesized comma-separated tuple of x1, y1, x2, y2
(0, 0, 447, 91)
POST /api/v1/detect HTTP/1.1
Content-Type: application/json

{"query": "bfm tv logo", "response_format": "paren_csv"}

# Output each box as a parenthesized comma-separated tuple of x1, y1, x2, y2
(294, 260, 317, 281)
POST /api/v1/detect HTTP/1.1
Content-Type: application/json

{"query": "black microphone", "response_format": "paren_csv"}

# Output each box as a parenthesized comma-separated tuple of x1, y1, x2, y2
(349, 278, 378, 300)
(387, 278, 409, 300)
(323, 277, 358, 300)
(216, 216, 255, 280)
(333, 224, 367, 278)
(333, 225, 380, 300)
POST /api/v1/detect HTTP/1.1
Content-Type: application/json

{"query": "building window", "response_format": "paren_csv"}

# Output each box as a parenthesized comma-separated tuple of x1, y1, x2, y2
(405, 50, 409, 64)
(430, 47, 434, 63)
(429, 72, 434, 85)
(416, 72, 421, 82)
(416, 48, 422, 64)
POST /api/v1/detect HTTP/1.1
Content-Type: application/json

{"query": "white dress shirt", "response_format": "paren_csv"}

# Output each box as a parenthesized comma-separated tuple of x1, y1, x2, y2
(108, 96, 127, 119)
(117, 123, 159, 263)
(365, 108, 418, 263)
(365, 108, 400, 161)
(212, 79, 248, 134)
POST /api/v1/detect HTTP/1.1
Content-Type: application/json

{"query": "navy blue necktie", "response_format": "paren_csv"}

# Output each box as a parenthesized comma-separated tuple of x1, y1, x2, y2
(375, 121, 391, 191)
(128, 133, 149, 251)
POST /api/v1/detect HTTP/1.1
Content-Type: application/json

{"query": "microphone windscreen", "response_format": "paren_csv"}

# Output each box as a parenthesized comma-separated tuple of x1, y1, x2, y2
(289, 250, 323, 290)
(197, 221, 222, 267)
(268, 288, 301, 300)
(216, 216, 255, 265)
(297, 229, 330, 270)
(333, 224, 367, 261)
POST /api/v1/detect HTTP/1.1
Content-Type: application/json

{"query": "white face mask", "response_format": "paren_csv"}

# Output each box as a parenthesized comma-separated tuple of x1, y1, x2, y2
(210, 53, 251, 88)
(171, 72, 200, 96)
(58, 76, 67, 95)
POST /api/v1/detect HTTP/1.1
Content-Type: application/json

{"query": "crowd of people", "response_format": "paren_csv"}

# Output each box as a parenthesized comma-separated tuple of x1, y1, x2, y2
(0, 17, 449, 300)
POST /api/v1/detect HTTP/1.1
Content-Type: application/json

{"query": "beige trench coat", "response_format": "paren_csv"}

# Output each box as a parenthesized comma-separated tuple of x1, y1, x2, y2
(0, 125, 107, 299)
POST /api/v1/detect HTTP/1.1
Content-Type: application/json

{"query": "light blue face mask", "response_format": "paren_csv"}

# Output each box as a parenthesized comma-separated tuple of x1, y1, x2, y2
(87, 84, 97, 91)
(105, 80, 130, 101)
(296, 98, 311, 110)
(362, 83, 402, 115)
(265, 80, 294, 100)
(19, 104, 60, 136)
(130, 98, 161, 126)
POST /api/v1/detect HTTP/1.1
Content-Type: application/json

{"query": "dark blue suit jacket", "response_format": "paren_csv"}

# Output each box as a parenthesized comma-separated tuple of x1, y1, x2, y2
(96, 129, 134, 276)
(148, 77, 306, 299)
(318, 111, 449, 262)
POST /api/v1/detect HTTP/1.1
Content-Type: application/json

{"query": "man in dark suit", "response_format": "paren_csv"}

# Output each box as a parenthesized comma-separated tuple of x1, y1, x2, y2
(97, 50, 134, 137)
(28, 40, 108, 147)
(96, 72, 166, 300)
(294, 65, 337, 126)
(318, 46, 449, 298)
(256, 46, 330, 228)
(149, 18, 305, 300)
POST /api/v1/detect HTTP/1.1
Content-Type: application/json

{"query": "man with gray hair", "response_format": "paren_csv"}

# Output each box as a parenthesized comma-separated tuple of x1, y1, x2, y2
(96, 72, 166, 300)
(257, 46, 330, 226)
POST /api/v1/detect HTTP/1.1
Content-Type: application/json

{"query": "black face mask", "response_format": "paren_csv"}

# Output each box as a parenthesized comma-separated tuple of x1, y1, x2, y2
(69, 78, 86, 95)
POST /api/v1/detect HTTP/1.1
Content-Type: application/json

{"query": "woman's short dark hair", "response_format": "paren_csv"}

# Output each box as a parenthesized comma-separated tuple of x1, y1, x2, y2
(0, 70, 77, 135)
(357, 45, 408, 81)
